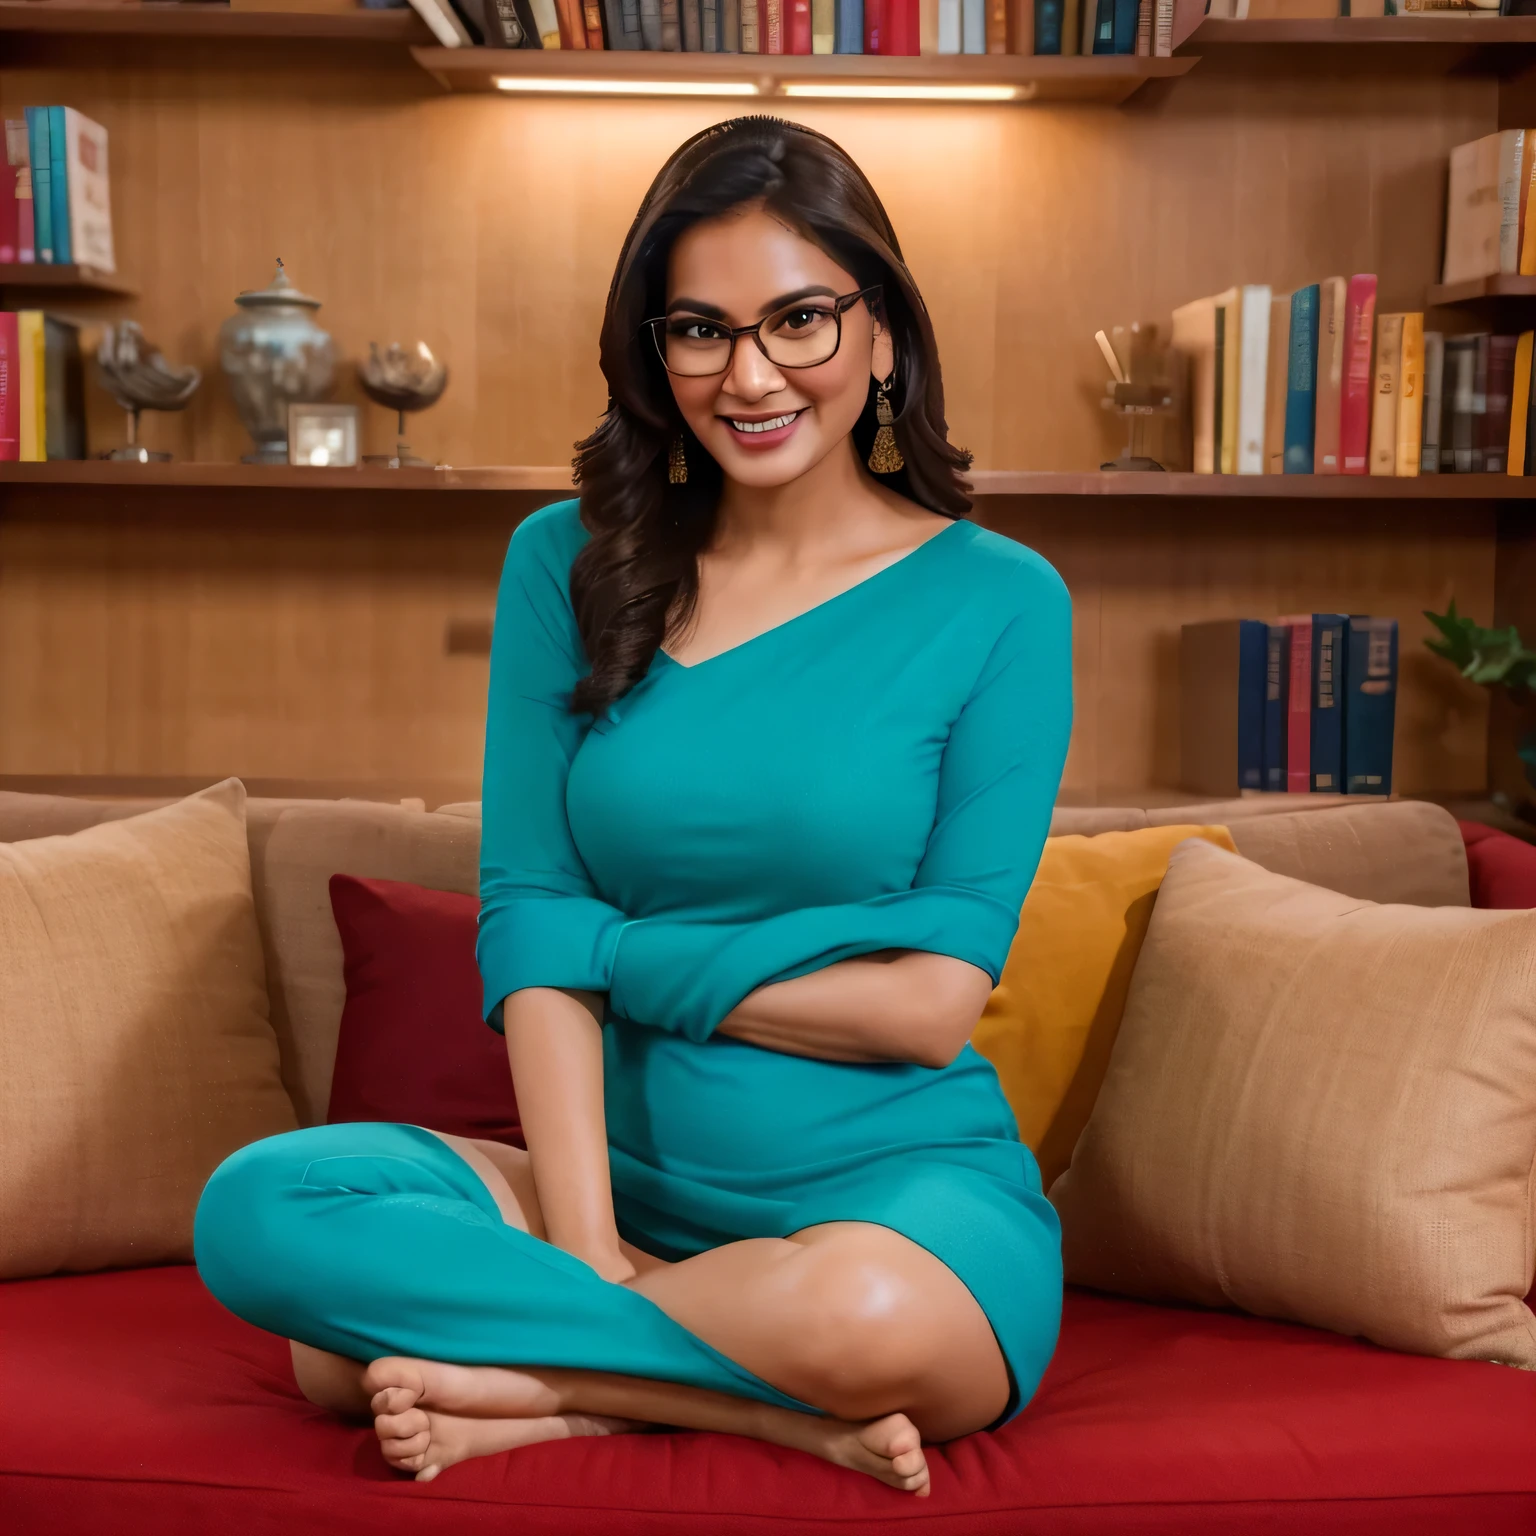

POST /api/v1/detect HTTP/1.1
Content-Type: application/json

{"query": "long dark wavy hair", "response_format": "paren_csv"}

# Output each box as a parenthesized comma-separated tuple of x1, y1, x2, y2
(568, 114, 973, 721)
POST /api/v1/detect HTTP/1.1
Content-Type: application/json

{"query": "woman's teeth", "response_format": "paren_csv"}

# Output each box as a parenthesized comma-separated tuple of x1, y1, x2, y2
(729, 412, 800, 433)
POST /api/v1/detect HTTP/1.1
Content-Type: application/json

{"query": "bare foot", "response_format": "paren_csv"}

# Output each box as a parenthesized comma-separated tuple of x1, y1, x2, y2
(791, 1410, 930, 1497)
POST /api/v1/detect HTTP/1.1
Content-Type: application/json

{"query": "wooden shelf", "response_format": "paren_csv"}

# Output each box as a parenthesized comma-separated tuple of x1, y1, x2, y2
(0, 262, 136, 297)
(0, 2, 432, 42)
(1427, 274, 1536, 310)
(1181, 16, 1536, 75)
(412, 46, 1195, 102)
(1, 461, 1527, 498)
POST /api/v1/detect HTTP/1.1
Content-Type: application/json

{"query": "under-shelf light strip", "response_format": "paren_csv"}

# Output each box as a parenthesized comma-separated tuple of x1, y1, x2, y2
(493, 77, 1033, 102)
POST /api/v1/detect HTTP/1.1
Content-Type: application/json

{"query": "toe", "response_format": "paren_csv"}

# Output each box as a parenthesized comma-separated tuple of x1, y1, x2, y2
(370, 1384, 419, 1418)
(381, 1428, 431, 1461)
(375, 1407, 430, 1444)
(890, 1448, 926, 1479)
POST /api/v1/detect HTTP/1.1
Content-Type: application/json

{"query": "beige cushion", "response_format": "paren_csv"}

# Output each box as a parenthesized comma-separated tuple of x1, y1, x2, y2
(1050, 838, 1536, 1368)
(0, 780, 298, 1279)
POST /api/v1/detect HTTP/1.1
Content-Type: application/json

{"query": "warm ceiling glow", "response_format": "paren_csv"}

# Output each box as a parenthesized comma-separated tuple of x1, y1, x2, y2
(779, 81, 1034, 102)
(494, 76, 760, 96)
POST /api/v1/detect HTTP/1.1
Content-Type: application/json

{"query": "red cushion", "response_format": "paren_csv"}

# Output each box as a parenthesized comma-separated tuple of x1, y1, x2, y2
(326, 876, 521, 1146)
(4, 1265, 1532, 1534)
(1458, 821, 1536, 911)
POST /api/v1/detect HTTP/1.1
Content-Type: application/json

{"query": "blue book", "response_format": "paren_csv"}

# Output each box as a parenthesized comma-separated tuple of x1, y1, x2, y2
(1034, 0, 1062, 51)
(1310, 613, 1349, 794)
(47, 106, 71, 266)
(1343, 617, 1398, 796)
(1237, 619, 1267, 792)
(1284, 283, 1319, 474)
(1091, 0, 1114, 51)
(1112, 0, 1137, 50)
(1264, 623, 1289, 792)
(25, 107, 52, 263)
(833, 0, 862, 50)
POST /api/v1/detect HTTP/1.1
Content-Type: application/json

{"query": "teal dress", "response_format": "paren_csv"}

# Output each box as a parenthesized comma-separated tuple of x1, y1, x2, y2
(194, 497, 1073, 1431)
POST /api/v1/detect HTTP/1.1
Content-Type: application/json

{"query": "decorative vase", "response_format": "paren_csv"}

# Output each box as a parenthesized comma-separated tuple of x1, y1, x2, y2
(219, 259, 336, 465)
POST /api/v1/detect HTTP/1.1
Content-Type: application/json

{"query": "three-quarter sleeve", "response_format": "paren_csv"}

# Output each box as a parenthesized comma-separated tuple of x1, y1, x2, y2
(605, 560, 1073, 1045)
(477, 510, 630, 1033)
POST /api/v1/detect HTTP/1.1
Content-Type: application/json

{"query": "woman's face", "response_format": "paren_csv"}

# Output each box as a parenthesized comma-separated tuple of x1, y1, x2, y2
(661, 203, 893, 490)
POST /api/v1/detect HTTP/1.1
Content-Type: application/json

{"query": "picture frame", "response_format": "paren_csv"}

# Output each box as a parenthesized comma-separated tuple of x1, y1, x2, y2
(287, 403, 360, 468)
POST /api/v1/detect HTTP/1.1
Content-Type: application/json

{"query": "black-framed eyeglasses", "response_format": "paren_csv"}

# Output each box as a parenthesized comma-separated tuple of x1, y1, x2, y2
(641, 285, 883, 378)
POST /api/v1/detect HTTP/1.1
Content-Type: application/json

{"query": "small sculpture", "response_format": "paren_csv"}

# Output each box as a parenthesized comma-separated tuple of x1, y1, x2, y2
(358, 341, 448, 468)
(95, 321, 201, 463)
(219, 259, 337, 465)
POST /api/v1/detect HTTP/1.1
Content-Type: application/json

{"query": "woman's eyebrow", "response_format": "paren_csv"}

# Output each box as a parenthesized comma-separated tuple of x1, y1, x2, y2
(665, 285, 840, 320)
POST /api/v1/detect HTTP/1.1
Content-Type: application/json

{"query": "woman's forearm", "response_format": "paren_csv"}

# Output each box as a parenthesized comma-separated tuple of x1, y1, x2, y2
(502, 986, 633, 1281)
(714, 949, 993, 1069)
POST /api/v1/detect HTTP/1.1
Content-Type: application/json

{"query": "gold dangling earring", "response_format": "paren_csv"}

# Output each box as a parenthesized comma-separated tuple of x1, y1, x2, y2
(668, 434, 688, 485)
(868, 377, 904, 474)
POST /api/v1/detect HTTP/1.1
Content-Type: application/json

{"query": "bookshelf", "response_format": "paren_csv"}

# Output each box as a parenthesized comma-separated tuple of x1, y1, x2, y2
(0, 263, 136, 298)
(1427, 274, 1536, 313)
(0, 2, 432, 42)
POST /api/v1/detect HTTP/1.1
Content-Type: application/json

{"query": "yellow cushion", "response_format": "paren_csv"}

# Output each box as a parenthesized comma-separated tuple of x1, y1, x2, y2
(972, 823, 1237, 1192)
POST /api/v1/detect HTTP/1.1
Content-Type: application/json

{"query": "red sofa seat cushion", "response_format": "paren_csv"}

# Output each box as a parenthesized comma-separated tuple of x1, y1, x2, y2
(326, 875, 522, 1146)
(1459, 821, 1536, 911)
(4, 1265, 1533, 1535)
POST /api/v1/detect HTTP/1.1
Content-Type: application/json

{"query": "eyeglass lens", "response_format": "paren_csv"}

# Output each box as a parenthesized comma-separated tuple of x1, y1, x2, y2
(657, 297, 848, 378)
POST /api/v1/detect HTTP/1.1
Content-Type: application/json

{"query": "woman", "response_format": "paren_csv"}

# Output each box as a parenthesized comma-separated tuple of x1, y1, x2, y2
(194, 115, 1072, 1496)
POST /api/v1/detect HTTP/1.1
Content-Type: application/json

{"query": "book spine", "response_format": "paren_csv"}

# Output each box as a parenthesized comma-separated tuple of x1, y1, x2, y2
(786, 0, 812, 47)
(1343, 617, 1397, 796)
(811, 0, 834, 45)
(1508, 331, 1532, 477)
(1313, 276, 1345, 475)
(16, 165, 33, 264)
(1395, 312, 1424, 477)
(1523, 140, 1536, 276)
(17, 310, 43, 462)
(1238, 620, 1267, 792)
(490, 0, 530, 44)
(1153, 0, 1172, 51)
(1471, 333, 1489, 471)
(1064, 0, 1082, 51)
(1263, 293, 1290, 475)
(1285, 618, 1312, 793)
(1500, 129, 1527, 274)
(701, 0, 719, 45)
(741, 0, 760, 46)
(1310, 614, 1347, 794)
(1263, 624, 1289, 793)
(1483, 333, 1517, 474)
(584, 0, 606, 44)
(681, 0, 702, 47)
(1447, 337, 1475, 471)
(25, 108, 51, 264)
(47, 107, 70, 266)
(1528, 334, 1536, 476)
(987, 0, 1009, 48)
(0, 312, 17, 462)
(938, 0, 961, 45)
(1369, 311, 1403, 476)
(1421, 330, 1444, 473)
(1135, 0, 1151, 51)
(1090, 0, 1113, 49)
(891, 0, 919, 49)
(722, 0, 741, 45)
(861, 0, 882, 48)
(1237, 285, 1270, 475)
(0, 150, 15, 263)
(1220, 294, 1240, 475)
(1033, 0, 1061, 47)
(1112, 0, 1136, 48)
(1213, 303, 1227, 476)
(961, 0, 985, 47)
(1283, 284, 1319, 474)
(1339, 273, 1377, 474)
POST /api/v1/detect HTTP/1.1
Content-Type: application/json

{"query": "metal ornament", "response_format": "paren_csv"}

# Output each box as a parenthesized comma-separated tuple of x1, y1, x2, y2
(868, 379, 904, 474)
(357, 341, 449, 468)
(96, 321, 200, 463)
(668, 434, 688, 485)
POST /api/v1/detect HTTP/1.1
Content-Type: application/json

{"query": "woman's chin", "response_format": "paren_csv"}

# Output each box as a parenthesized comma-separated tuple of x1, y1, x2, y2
(705, 436, 828, 490)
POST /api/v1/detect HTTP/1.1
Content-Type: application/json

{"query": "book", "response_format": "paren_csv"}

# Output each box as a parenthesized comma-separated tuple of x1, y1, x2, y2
(766, 0, 785, 47)
(4, 120, 31, 265)
(407, 0, 474, 44)
(1446, 335, 1478, 472)
(1343, 617, 1398, 797)
(1310, 613, 1348, 794)
(1528, 335, 1536, 475)
(61, 109, 114, 272)
(1443, 130, 1527, 285)
(583, 0, 605, 43)
(641, 0, 664, 44)
(17, 309, 44, 462)
(1284, 283, 1319, 474)
(1136, 0, 1152, 52)
(1034, 0, 1062, 47)
(1216, 287, 1240, 476)
(1340, 273, 1377, 474)
(1263, 624, 1289, 793)
(1112, 0, 1136, 48)
(788, 0, 813, 46)
(1284, 614, 1313, 793)
(892, 0, 920, 50)
(962, 0, 985, 47)
(527, 0, 562, 42)
(702, 0, 721, 45)
(1510, 332, 1533, 477)
(988, 0, 1011, 47)
(1171, 295, 1218, 475)
(1063, 0, 1081, 52)
(939, 0, 961, 44)
(1090, 0, 1113, 48)
(1313, 275, 1346, 474)
(1010, 0, 1035, 52)
(42, 314, 84, 461)
(1369, 311, 1403, 476)
(1523, 137, 1536, 276)
(1471, 332, 1490, 471)
(1179, 619, 1268, 797)
(681, 0, 702, 47)
(25, 107, 52, 263)
(1483, 334, 1517, 474)
(1421, 329, 1444, 474)
(811, 0, 833, 46)
(479, 0, 540, 46)
(1395, 313, 1423, 477)
(1153, 0, 1173, 52)
(46, 107, 70, 266)
(723, 0, 742, 45)
(1262, 292, 1290, 474)
(0, 133, 15, 263)
(0, 311, 17, 462)
(1236, 284, 1271, 475)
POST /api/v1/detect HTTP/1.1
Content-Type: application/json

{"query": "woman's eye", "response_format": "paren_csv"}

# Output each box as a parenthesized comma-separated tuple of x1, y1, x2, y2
(777, 307, 832, 334)
(671, 319, 725, 342)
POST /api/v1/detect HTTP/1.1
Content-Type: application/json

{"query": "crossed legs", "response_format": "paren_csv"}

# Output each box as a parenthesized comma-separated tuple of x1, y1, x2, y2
(291, 1130, 1011, 1492)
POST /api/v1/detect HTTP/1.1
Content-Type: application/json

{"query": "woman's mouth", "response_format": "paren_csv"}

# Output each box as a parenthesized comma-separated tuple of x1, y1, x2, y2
(720, 409, 806, 450)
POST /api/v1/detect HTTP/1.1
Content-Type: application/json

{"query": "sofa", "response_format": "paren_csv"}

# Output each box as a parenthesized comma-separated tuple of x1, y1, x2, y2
(4, 788, 1534, 1536)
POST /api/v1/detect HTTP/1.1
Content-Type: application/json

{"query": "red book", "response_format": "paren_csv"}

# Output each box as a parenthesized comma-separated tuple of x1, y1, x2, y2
(0, 163, 16, 265)
(582, 0, 605, 45)
(864, 0, 886, 50)
(1339, 273, 1377, 476)
(1284, 615, 1312, 794)
(881, 0, 917, 50)
(765, 0, 784, 50)
(787, 0, 811, 50)
(0, 311, 18, 462)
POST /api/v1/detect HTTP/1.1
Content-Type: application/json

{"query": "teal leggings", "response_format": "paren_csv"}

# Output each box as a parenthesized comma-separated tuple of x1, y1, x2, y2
(193, 1121, 820, 1415)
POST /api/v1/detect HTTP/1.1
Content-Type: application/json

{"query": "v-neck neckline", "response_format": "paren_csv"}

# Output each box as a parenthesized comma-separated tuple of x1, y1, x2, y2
(655, 516, 970, 675)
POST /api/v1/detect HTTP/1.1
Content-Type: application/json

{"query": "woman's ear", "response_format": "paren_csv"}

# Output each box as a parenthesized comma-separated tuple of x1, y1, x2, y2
(870, 318, 895, 385)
